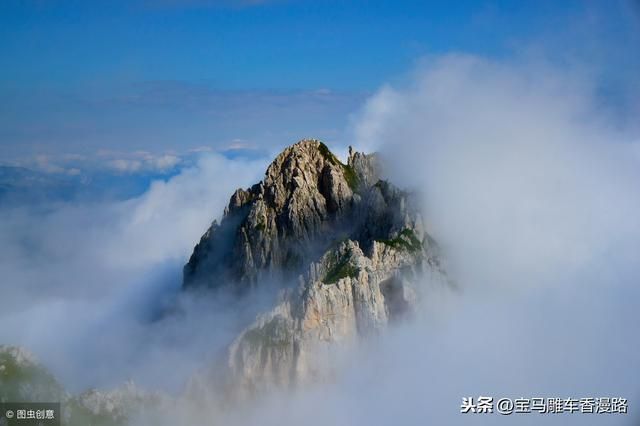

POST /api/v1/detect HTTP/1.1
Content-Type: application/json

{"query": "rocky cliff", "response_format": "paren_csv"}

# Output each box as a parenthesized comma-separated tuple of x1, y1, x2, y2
(183, 140, 381, 291)
(183, 139, 448, 396)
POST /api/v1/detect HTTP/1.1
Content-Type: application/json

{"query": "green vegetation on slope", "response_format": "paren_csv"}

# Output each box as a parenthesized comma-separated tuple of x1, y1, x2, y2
(0, 350, 64, 403)
(377, 228, 423, 253)
(244, 316, 291, 349)
(323, 251, 359, 284)
(318, 142, 359, 191)
(0, 348, 139, 426)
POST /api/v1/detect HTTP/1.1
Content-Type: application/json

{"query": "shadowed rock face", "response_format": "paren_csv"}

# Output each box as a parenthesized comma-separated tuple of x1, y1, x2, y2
(183, 139, 380, 291)
(183, 139, 449, 396)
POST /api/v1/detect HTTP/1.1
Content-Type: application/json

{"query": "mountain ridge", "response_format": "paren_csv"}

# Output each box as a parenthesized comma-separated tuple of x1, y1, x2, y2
(183, 139, 449, 396)
(183, 139, 383, 291)
(0, 140, 451, 421)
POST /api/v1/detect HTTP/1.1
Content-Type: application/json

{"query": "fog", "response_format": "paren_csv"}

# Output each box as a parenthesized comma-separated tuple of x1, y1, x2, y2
(326, 54, 640, 425)
(1, 54, 639, 425)
(0, 153, 269, 392)
(179, 54, 639, 425)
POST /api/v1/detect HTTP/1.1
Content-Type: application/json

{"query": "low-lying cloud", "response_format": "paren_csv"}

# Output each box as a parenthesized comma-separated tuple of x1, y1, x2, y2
(346, 53, 640, 425)
(135, 53, 640, 426)
(1, 53, 639, 426)
(0, 152, 267, 392)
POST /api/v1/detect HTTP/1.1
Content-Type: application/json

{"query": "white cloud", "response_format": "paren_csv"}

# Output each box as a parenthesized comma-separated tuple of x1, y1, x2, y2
(0, 152, 267, 391)
(130, 54, 640, 426)
(355, 54, 640, 291)
(105, 152, 183, 174)
(1, 53, 638, 426)
(32, 154, 72, 174)
(343, 53, 640, 425)
(150, 154, 181, 171)
(108, 158, 144, 173)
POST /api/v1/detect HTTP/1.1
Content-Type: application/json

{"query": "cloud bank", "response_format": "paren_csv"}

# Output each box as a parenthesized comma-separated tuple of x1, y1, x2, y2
(0, 152, 268, 392)
(345, 54, 639, 425)
(1, 53, 639, 426)
(130, 53, 640, 426)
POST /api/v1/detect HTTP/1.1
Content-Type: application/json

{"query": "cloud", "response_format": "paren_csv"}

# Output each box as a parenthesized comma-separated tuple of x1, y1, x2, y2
(354, 54, 640, 290)
(108, 53, 640, 426)
(108, 158, 144, 173)
(1, 52, 639, 426)
(0, 152, 268, 392)
(0, 83, 363, 162)
(346, 53, 640, 424)
(30, 154, 83, 175)
(105, 152, 182, 174)
(136, 54, 640, 426)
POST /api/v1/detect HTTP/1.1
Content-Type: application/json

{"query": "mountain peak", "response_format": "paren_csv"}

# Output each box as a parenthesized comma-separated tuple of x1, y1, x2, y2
(183, 140, 380, 290)
(262, 138, 355, 213)
(181, 139, 449, 396)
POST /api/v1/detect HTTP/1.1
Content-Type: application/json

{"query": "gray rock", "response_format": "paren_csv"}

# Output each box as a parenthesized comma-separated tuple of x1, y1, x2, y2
(183, 139, 361, 291)
(183, 139, 449, 397)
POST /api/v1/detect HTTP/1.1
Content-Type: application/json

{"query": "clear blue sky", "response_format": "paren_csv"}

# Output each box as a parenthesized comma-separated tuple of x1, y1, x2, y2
(0, 0, 638, 163)
(0, 0, 616, 90)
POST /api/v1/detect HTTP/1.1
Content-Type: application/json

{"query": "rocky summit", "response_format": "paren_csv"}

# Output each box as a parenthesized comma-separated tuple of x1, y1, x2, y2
(183, 139, 449, 395)
(183, 139, 382, 290)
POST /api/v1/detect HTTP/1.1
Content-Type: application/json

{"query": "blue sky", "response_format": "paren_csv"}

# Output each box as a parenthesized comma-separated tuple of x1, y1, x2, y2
(0, 0, 584, 89)
(1, 0, 638, 165)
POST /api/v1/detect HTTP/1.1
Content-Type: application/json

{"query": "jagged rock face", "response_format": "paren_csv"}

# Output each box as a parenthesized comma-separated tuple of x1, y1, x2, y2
(226, 238, 447, 397)
(184, 139, 367, 290)
(183, 139, 448, 397)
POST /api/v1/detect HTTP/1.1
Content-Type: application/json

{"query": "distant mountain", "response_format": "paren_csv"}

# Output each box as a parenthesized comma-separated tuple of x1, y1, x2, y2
(0, 345, 161, 426)
(0, 166, 79, 205)
(0, 165, 178, 206)
(0, 140, 452, 417)
(183, 140, 450, 397)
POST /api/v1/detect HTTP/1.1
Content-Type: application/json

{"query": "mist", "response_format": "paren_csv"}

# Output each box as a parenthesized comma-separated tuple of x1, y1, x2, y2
(275, 54, 639, 425)
(0, 152, 269, 393)
(148, 54, 640, 425)
(1, 52, 639, 426)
